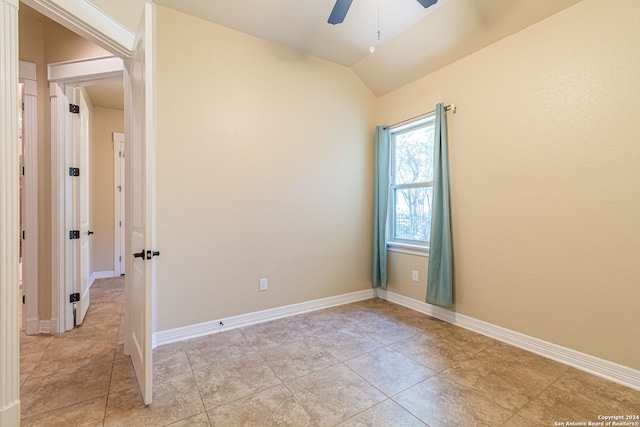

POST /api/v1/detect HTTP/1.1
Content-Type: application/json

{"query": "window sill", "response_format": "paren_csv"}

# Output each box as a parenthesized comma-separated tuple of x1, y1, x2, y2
(387, 242, 429, 257)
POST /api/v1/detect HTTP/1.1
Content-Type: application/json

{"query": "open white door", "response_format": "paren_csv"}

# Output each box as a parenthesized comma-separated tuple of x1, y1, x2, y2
(124, 1, 155, 405)
(74, 88, 91, 324)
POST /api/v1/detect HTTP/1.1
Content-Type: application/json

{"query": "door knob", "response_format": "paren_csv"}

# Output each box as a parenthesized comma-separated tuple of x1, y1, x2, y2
(133, 250, 145, 259)
(88, 230, 94, 236)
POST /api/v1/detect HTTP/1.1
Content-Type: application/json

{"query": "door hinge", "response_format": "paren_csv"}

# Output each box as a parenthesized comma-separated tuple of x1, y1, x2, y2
(22, 166, 25, 176)
(23, 295, 25, 304)
(119, 256, 122, 262)
(69, 104, 80, 114)
(69, 230, 80, 239)
(22, 230, 25, 240)
(69, 167, 80, 177)
(69, 293, 80, 303)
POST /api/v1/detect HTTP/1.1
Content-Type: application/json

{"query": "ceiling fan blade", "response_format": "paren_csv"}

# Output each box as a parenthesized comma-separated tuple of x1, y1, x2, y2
(328, 0, 354, 25)
(416, 0, 438, 8)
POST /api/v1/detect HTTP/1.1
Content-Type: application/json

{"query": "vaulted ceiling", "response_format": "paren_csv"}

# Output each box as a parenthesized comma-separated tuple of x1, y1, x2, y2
(152, 0, 583, 95)
(28, 0, 584, 96)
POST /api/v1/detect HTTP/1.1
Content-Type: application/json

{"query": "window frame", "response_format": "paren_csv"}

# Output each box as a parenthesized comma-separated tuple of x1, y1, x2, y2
(387, 115, 436, 257)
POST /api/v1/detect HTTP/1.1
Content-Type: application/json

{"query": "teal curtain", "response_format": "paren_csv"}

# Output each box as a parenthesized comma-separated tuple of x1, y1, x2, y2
(372, 126, 390, 288)
(426, 103, 453, 307)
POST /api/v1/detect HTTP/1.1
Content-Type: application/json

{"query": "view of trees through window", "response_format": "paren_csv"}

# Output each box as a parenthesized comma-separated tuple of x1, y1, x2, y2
(391, 121, 435, 244)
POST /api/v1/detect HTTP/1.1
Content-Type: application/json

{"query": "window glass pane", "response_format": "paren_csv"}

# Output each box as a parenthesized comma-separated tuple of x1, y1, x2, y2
(393, 125, 434, 185)
(393, 186, 433, 242)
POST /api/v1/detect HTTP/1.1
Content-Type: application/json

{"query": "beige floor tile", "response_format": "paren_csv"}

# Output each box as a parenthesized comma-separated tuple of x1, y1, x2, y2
(518, 368, 640, 426)
(313, 327, 384, 361)
(344, 347, 435, 396)
(336, 399, 426, 426)
(29, 339, 116, 378)
(441, 342, 569, 411)
(166, 411, 211, 426)
(393, 375, 514, 427)
(392, 325, 496, 372)
(240, 319, 307, 350)
(20, 333, 53, 355)
(21, 361, 113, 417)
(259, 337, 339, 381)
(351, 318, 419, 345)
(193, 351, 282, 409)
(285, 309, 359, 336)
(182, 330, 256, 368)
(110, 356, 138, 394)
(19, 279, 636, 427)
(207, 384, 316, 427)
(46, 320, 120, 350)
(502, 414, 542, 427)
(104, 371, 204, 427)
(153, 343, 192, 382)
(20, 396, 107, 427)
(20, 351, 43, 385)
(286, 363, 386, 427)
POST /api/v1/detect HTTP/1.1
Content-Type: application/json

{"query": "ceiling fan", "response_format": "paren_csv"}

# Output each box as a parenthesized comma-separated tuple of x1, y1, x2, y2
(328, 0, 438, 25)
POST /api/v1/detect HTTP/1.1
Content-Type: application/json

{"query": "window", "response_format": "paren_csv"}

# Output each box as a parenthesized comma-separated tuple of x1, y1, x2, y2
(388, 115, 435, 253)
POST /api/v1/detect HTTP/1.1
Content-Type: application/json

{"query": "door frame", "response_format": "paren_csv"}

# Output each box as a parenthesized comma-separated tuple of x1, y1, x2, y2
(48, 56, 124, 332)
(19, 60, 39, 336)
(0, 0, 21, 423)
(2, 1, 154, 419)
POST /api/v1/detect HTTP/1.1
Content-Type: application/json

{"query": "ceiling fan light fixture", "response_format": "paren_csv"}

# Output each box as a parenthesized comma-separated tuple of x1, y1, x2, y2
(328, 0, 438, 25)
(328, 0, 353, 25)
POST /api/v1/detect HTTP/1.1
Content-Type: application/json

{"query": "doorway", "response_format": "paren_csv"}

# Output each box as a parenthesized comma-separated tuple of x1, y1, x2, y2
(1, 1, 156, 416)
(48, 56, 125, 332)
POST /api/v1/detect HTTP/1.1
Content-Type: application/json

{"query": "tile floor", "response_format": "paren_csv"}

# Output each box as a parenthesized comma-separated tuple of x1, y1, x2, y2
(20, 277, 640, 426)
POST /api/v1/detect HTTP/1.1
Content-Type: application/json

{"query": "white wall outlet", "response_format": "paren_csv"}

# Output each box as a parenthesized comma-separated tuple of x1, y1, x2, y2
(412, 270, 419, 282)
(259, 278, 268, 291)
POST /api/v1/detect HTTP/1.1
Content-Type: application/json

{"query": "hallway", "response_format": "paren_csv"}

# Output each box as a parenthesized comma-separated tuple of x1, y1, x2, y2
(20, 277, 137, 425)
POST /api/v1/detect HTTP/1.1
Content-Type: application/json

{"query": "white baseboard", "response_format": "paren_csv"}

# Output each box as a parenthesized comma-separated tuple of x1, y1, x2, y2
(25, 317, 39, 335)
(153, 288, 376, 348)
(38, 320, 51, 334)
(0, 400, 20, 427)
(89, 270, 116, 287)
(376, 289, 640, 392)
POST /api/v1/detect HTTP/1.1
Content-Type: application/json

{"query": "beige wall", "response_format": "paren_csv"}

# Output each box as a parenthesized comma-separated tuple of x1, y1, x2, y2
(19, 9, 112, 319)
(378, 0, 640, 370)
(155, 6, 376, 331)
(90, 107, 123, 274)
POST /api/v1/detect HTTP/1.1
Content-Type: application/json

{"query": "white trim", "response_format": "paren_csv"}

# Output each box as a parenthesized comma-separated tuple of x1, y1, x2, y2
(89, 270, 115, 287)
(47, 56, 123, 84)
(21, 0, 134, 57)
(38, 320, 51, 335)
(19, 60, 36, 80)
(0, 1, 21, 424)
(20, 61, 40, 336)
(376, 289, 640, 392)
(153, 289, 376, 348)
(387, 243, 428, 257)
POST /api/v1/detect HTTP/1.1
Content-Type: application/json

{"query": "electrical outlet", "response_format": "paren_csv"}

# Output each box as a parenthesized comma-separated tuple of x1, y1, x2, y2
(412, 270, 419, 282)
(259, 278, 268, 291)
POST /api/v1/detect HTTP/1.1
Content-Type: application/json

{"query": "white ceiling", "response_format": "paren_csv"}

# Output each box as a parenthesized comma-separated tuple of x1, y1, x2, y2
(154, 0, 583, 95)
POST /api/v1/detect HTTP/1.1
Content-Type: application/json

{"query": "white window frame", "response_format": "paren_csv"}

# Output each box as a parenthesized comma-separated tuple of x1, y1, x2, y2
(387, 115, 436, 257)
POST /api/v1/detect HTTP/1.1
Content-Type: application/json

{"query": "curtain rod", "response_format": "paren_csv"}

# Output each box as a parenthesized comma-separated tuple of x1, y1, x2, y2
(385, 104, 456, 130)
